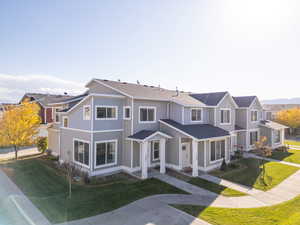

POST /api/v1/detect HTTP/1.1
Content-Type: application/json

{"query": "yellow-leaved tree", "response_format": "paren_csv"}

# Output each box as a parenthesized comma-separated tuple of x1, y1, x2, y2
(276, 108, 300, 134)
(0, 101, 41, 159)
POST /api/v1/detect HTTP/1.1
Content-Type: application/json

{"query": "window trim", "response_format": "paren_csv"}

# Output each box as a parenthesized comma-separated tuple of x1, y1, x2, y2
(62, 116, 68, 128)
(94, 139, 118, 169)
(249, 130, 259, 146)
(83, 105, 91, 120)
(53, 107, 63, 124)
(274, 129, 281, 144)
(152, 140, 160, 161)
(251, 110, 259, 122)
(123, 106, 131, 120)
(73, 138, 90, 168)
(220, 108, 231, 125)
(138, 106, 156, 123)
(209, 139, 226, 163)
(95, 105, 118, 120)
(190, 108, 203, 123)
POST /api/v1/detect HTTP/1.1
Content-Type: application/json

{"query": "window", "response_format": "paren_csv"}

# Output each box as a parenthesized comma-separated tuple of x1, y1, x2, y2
(220, 109, 231, 124)
(63, 116, 68, 127)
(95, 140, 117, 167)
(123, 106, 131, 120)
(274, 130, 281, 143)
(210, 140, 226, 162)
(191, 108, 202, 122)
(250, 131, 259, 146)
(152, 141, 160, 161)
(96, 106, 117, 120)
(74, 140, 89, 167)
(251, 110, 258, 122)
(54, 108, 61, 123)
(83, 106, 91, 120)
(139, 107, 156, 123)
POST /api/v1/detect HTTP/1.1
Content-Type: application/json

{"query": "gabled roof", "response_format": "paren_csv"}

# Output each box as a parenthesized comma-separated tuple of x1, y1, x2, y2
(190, 92, 228, 106)
(86, 79, 205, 107)
(233, 96, 257, 108)
(160, 119, 230, 140)
(260, 120, 288, 129)
(127, 130, 172, 141)
(20, 93, 74, 107)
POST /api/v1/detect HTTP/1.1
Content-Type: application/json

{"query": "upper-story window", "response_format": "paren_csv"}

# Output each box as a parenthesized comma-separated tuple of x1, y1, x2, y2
(139, 106, 156, 123)
(191, 108, 202, 122)
(63, 116, 68, 127)
(83, 105, 91, 120)
(96, 106, 118, 120)
(53, 107, 62, 123)
(250, 131, 259, 146)
(123, 106, 131, 120)
(220, 109, 231, 124)
(251, 110, 258, 122)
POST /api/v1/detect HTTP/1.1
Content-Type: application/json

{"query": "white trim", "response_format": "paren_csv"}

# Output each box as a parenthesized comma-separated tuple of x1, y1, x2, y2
(138, 106, 156, 123)
(90, 166, 122, 176)
(249, 129, 260, 147)
(249, 96, 263, 109)
(208, 139, 226, 163)
(61, 127, 123, 133)
(62, 116, 68, 128)
(95, 105, 118, 120)
(220, 108, 231, 125)
(130, 98, 134, 168)
(217, 92, 239, 109)
(190, 108, 203, 123)
(94, 139, 118, 169)
(152, 140, 160, 161)
(83, 105, 91, 120)
(159, 120, 196, 139)
(126, 131, 172, 142)
(181, 106, 185, 124)
(214, 108, 217, 126)
(44, 107, 47, 123)
(73, 138, 90, 169)
(178, 137, 182, 170)
(65, 95, 91, 114)
(166, 163, 181, 171)
(48, 96, 86, 106)
(250, 110, 259, 122)
(91, 93, 125, 98)
(123, 106, 131, 120)
(53, 107, 63, 123)
(90, 79, 133, 98)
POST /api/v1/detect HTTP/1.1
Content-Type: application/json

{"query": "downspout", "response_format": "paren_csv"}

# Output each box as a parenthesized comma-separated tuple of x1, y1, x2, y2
(90, 96, 94, 175)
(130, 98, 134, 168)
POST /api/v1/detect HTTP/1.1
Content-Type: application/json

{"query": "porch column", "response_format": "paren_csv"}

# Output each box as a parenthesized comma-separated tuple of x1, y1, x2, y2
(159, 139, 166, 174)
(141, 141, 148, 179)
(192, 139, 198, 177)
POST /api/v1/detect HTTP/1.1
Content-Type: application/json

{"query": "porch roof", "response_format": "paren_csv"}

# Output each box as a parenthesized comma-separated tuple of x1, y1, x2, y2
(260, 120, 288, 130)
(127, 130, 172, 142)
(160, 119, 230, 140)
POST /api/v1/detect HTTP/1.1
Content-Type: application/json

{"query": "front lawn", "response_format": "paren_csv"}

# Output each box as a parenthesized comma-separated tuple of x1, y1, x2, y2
(0, 158, 187, 223)
(166, 169, 247, 197)
(210, 158, 299, 191)
(268, 149, 300, 164)
(172, 195, 300, 225)
(285, 140, 300, 147)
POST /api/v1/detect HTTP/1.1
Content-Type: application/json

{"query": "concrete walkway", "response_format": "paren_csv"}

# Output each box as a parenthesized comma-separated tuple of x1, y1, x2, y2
(0, 170, 51, 225)
(0, 147, 40, 161)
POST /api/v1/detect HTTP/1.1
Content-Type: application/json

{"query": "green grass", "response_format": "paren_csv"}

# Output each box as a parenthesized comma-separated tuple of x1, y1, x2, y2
(285, 140, 300, 147)
(172, 195, 300, 225)
(210, 158, 299, 191)
(269, 149, 300, 164)
(1, 159, 187, 223)
(166, 169, 247, 197)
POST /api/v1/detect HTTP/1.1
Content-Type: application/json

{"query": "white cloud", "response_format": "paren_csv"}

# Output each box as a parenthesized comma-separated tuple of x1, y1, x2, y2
(0, 74, 86, 103)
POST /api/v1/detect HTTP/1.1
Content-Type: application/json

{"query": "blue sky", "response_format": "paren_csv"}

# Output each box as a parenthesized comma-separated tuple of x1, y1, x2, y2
(1, 0, 300, 102)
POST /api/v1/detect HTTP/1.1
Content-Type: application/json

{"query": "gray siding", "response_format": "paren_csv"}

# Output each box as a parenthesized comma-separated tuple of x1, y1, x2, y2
(88, 81, 122, 95)
(248, 98, 263, 130)
(132, 142, 140, 167)
(235, 109, 247, 129)
(48, 128, 60, 156)
(169, 102, 182, 123)
(184, 107, 210, 125)
(237, 131, 247, 150)
(215, 95, 236, 131)
(67, 97, 92, 130)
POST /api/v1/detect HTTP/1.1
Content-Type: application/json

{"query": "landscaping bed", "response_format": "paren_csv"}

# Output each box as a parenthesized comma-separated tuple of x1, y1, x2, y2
(166, 169, 247, 197)
(172, 194, 300, 225)
(210, 158, 299, 191)
(0, 158, 187, 223)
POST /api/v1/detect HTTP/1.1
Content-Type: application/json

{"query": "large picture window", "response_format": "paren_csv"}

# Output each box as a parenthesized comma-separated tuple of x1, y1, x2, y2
(220, 109, 231, 124)
(139, 107, 156, 123)
(191, 108, 202, 122)
(274, 130, 281, 143)
(250, 131, 259, 146)
(210, 140, 225, 162)
(95, 140, 117, 167)
(251, 110, 258, 122)
(74, 140, 89, 167)
(96, 106, 117, 120)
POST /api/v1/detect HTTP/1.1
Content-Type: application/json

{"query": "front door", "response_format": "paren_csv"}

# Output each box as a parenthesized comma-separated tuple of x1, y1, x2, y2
(181, 143, 190, 168)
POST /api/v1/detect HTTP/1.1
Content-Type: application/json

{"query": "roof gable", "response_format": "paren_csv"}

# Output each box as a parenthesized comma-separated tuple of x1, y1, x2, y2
(190, 92, 228, 106)
(233, 96, 257, 108)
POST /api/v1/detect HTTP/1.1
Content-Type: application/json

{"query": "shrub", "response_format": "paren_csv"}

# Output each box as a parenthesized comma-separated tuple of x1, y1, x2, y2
(37, 137, 48, 153)
(228, 162, 240, 169)
(220, 158, 227, 171)
(276, 146, 289, 152)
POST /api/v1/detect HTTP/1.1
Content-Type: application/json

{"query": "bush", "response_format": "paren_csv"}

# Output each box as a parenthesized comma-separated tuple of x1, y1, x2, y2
(220, 158, 227, 171)
(228, 162, 240, 169)
(275, 146, 289, 152)
(37, 137, 48, 153)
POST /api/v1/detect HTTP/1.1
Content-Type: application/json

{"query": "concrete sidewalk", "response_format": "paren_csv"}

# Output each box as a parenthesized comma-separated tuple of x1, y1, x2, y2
(0, 147, 40, 161)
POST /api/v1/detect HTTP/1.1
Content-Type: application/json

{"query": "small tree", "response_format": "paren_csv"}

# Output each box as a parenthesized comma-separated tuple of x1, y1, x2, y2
(255, 136, 273, 186)
(0, 101, 41, 159)
(37, 137, 48, 153)
(276, 108, 300, 135)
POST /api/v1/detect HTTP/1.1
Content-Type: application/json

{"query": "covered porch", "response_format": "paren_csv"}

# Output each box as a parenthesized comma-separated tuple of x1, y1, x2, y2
(127, 130, 172, 179)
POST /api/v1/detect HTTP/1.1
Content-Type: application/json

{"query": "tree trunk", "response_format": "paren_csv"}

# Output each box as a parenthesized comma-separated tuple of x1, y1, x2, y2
(14, 145, 18, 160)
(68, 172, 72, 199)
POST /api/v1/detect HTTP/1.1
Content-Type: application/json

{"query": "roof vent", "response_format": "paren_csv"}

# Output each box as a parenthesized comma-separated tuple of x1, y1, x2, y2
(122, 82, 127, 84)
(150, 86, 154, 88)
(103, 79, 108, 81)
(118, 79, 121, 82)
(137, 80, 140, 84)
(143, 85, 148, 87)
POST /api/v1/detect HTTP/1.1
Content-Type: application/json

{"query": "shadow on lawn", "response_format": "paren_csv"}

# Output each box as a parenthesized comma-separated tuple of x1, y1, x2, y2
(268, 150, 294, 161)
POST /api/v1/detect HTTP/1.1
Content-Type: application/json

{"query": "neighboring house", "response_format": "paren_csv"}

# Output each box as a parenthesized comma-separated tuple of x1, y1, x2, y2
(19, 93, 74, 124)
(263, 104, 300, 120)
(47, 79, 287, 179)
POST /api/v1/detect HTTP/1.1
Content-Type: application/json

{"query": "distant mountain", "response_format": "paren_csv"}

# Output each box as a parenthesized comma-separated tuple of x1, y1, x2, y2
(262, 98, 300, 105)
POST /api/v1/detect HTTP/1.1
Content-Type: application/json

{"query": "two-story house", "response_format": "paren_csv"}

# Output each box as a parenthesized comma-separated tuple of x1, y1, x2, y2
(48, 79, 287, 179)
